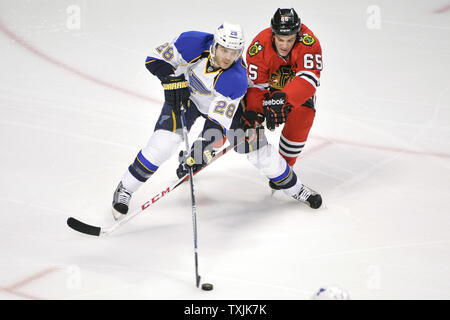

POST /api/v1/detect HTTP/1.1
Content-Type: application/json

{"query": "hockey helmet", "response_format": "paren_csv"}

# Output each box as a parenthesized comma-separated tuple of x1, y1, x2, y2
(271, 8, 301, 36)
(211, 22, 245, 61)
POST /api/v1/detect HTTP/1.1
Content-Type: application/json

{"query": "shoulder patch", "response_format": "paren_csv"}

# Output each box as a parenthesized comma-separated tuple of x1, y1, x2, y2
(300, 33, 315, 46)
(248, 40, 264, 57)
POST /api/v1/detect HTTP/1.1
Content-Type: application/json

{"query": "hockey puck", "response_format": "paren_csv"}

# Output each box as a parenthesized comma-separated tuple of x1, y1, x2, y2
(201, 283, 213, 291)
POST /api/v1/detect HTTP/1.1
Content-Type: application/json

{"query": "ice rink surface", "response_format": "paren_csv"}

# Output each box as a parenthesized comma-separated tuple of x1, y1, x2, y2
(0, 0, 449, 300)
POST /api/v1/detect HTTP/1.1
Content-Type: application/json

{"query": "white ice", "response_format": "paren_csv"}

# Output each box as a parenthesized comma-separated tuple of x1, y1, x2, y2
(0, 0, 449, 300)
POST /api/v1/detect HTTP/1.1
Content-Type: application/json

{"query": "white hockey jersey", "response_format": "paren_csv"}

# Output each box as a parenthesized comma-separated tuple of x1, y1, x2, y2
(146, 31, 248, 130)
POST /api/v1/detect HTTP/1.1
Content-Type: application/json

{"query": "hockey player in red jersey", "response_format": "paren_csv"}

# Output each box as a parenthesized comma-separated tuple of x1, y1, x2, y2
(228, 8, 323, 209)
(243, 8, 322, 168)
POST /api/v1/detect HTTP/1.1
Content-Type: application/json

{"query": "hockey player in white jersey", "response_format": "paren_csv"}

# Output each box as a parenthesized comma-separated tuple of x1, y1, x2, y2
(112, 22, 321, 220)
(112, 22, 247, 219)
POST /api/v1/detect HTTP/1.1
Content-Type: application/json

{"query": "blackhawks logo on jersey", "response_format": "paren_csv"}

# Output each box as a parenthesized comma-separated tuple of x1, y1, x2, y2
(301, 33, 315, 46)
(268, 65, 295, 90)
(248, 41, 263, 57)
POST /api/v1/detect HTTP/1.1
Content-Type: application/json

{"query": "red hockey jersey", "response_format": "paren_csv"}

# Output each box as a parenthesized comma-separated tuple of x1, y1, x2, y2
(245, 25, 322, 113)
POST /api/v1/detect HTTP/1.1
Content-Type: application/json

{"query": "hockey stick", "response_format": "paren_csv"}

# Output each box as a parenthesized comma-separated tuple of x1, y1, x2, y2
(179, 104, 201, 288)
(66, 132, 244, 237)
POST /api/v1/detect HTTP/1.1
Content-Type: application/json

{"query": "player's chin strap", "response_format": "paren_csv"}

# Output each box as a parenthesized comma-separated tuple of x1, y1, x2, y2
(179, 102, 202, 288)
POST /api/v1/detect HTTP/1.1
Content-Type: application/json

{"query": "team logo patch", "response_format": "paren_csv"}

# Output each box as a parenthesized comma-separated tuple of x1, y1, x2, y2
(188, 70, 211, 95)
(268, 65, 295, 90)
(301, 33, 315, 46)
(248, 41, 263, 57)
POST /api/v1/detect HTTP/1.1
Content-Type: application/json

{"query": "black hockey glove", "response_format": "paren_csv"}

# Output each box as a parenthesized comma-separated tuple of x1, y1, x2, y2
(176, 139, 215, 179)
(262, 91, 292, 131)
(160, 74, 190, 114)
(241, 110, 264, 131)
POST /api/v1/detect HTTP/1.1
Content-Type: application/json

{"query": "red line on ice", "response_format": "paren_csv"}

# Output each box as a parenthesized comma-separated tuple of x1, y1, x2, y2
(305, 140, 333, 155)
(0, 20, 160, 104)
(1, 267, 59, 300)
(433, 4, 450, 13)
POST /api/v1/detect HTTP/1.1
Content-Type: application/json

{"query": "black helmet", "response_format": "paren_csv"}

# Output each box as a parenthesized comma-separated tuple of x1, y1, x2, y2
(271, 8, 301, 36)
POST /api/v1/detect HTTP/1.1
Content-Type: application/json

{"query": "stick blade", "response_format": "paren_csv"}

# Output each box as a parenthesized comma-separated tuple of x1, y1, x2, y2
(67, 217, 101, 236)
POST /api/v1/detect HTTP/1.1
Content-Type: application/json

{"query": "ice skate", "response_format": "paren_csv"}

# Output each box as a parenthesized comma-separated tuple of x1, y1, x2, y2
(292, 184, 322, 209)
(112, 182, 132, 220)
(269, 180, 282, 195)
